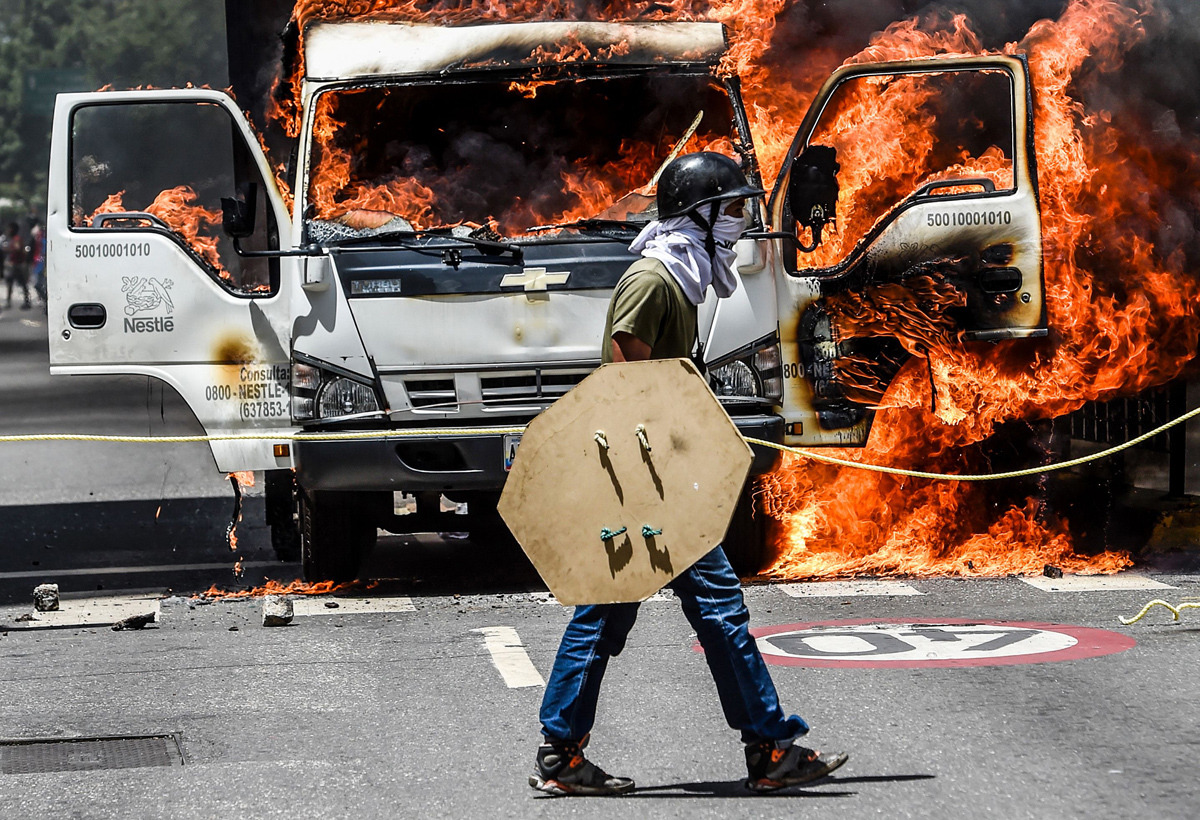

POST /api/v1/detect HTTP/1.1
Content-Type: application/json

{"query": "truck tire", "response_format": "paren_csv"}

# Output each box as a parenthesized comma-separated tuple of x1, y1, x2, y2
(721, 483, 769, 578)
(300, 489, 379, 583)
(265, 470, 301, 563)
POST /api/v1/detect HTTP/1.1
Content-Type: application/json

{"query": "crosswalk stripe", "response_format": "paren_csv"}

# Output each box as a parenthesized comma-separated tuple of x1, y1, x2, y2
(4, 594, 160, 629)
(1018, 573, 1175, 592)
(473, 626, 545, 688)
(778, 580, 924, 598)
(292, 596, 416, 616)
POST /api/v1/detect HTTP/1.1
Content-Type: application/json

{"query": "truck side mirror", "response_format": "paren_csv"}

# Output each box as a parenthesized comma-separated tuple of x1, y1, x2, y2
(221, 182, 258, 239)
(786, 145, 839, 253)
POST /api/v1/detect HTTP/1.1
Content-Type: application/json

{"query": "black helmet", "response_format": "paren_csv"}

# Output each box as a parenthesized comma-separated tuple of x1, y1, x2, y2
(656, 152, 765, 220)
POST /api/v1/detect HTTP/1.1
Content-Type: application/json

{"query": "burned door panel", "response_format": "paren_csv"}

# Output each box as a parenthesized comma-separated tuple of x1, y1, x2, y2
(770, 56, 1045, 446)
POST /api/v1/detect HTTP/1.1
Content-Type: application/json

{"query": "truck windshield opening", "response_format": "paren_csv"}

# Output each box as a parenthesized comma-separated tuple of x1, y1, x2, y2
(305, 72, 738, 242)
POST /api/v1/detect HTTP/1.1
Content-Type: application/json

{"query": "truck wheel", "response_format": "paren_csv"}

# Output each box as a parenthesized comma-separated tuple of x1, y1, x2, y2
(300, 489, 378, 583)
(265, 470, 300, 563)
(722, 483, 770, 578)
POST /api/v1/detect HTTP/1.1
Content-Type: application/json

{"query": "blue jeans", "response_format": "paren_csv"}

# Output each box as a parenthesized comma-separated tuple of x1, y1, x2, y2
(539, 545, 808, 745)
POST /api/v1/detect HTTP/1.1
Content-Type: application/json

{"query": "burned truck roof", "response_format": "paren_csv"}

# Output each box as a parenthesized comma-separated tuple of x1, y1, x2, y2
(302, 21, 728, 80)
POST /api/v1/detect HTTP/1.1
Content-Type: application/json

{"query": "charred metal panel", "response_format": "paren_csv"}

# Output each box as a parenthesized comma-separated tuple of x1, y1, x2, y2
(304, 21, 727, 80)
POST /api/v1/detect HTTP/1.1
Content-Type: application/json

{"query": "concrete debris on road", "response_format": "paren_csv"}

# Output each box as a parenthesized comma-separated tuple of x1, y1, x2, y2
(33, 583, 59, 611)
(111, 612, 157, 631)
(1043, 564, 1064, 579)
(262, 595, 294, 627)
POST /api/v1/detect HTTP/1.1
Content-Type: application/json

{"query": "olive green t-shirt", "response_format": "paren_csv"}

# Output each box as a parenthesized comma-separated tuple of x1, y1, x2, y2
(600, 257, 697, 364)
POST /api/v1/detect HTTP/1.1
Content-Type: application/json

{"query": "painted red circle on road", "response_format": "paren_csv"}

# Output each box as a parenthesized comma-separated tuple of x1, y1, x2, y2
(696, 618, 1136, 668)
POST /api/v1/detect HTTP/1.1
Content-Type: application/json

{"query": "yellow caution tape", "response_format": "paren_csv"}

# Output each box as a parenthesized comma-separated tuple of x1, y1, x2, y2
(0, 426, 526, 444)
(0, 401, 1198, 483)
(1119, 599, 1200, 625)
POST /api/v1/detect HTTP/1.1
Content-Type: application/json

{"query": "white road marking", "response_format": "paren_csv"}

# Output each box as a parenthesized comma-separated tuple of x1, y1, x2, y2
(4, 595, 160, 629)
(473, 626, 545, 688)
(1019, 573, 1176, 592)
(292, 596, 416, 616)
(0, 561, 278, 580)
(778, 580, 925, 598)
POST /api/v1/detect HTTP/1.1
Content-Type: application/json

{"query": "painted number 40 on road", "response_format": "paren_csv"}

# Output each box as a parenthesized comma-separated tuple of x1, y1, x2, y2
(746, 619, 1135, 668)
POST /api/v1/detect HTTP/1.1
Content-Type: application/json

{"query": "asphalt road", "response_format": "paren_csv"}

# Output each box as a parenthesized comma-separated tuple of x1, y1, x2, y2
(1, 306, 1198, 819)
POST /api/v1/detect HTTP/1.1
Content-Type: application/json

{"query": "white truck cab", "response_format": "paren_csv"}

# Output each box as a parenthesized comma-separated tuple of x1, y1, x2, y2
(46, 20, 1045, 580)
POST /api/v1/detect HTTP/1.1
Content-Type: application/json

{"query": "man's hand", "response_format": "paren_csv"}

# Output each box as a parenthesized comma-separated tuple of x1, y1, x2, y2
(610, 331, 652, 362)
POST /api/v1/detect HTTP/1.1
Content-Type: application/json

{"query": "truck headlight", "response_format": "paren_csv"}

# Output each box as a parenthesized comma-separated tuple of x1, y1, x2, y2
(752, 345, 783, 402)
(708, 338, 783, 405)
(292, 363, 320, 390)
(711, 360, 759, 398)
(317, 378, 380, 418)
(291, 359, 383, 421)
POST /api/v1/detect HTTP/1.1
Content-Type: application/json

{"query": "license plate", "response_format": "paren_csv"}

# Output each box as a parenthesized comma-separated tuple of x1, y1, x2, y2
(503, 434, 522, 471)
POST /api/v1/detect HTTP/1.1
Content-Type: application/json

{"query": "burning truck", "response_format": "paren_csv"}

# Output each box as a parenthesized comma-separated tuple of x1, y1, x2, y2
(45, 16, 1046, 581)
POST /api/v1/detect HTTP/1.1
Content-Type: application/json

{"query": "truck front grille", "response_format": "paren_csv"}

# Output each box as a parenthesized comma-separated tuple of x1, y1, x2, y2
(404, 377, 457, 410)
(479, 368, 589, 409)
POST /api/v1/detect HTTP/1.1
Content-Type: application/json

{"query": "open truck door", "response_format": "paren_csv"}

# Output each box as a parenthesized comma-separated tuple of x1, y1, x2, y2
(767, 55, 1045, 446)
(46, 90, 296, 471)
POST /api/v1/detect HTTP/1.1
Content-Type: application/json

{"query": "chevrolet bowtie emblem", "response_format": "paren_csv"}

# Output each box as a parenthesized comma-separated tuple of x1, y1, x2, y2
(500, 267, 571, 292)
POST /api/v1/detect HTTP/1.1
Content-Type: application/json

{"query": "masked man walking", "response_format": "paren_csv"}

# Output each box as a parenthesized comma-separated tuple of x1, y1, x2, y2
(529, 152, 848, 797)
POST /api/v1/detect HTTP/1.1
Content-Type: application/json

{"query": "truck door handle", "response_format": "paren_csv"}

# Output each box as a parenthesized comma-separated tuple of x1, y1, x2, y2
(978, 267, 1023, 295)
(68, 303, 107, 329)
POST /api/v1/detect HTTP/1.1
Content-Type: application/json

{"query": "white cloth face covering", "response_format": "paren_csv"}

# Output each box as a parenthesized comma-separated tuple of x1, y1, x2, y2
(628, 210, 746, 305)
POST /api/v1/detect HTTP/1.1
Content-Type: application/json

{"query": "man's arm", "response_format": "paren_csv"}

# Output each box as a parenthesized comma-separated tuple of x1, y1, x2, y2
(610, 331, 652, 362)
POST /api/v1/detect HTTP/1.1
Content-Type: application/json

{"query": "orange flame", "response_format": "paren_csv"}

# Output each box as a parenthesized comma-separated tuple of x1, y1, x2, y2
(87, 186, 232, 281)
(270, 2, 758, 234)
(304, 83, 735, 234)
(225, 471, 256, 552)
(229, 470, 257, 489)
(198, 579, 378, 599)
(761, 0, 1195, 579)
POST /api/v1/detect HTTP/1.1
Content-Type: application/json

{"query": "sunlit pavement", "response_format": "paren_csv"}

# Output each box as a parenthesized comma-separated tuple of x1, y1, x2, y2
(0, 575, 1198, 818)
(3, 305, 1199, 818)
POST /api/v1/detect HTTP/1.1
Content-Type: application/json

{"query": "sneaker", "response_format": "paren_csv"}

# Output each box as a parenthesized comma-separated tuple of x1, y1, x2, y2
(529, 735, 635, 796)
(745, 740, 848, 792)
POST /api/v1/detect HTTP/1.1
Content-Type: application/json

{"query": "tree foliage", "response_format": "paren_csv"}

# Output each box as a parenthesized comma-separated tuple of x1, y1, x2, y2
(0, 0, 227, 214)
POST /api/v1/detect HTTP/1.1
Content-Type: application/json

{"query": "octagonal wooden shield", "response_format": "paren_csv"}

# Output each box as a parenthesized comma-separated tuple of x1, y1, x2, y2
(498, 358, 753, 605)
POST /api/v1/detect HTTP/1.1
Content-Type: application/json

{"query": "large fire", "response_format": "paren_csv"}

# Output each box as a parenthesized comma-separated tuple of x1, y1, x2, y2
(301, 55, 737, 235)
(756, 0, 1199, 578)
(261, 1, 1195, 578)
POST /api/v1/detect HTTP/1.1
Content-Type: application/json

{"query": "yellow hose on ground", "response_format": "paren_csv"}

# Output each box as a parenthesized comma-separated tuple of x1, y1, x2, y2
(1119, 600, 1200, 625)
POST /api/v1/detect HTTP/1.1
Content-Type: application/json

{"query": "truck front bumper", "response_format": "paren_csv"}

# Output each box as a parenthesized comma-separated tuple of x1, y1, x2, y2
(294, 432, 516, 492)
(294, 413, 784, 492)
(733, 413, 784, 475)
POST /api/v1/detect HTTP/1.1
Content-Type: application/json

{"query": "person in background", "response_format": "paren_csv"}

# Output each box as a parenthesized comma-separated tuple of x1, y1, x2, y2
(4, 222, 31, 310)
(29, 224, 46, 310)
